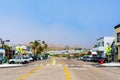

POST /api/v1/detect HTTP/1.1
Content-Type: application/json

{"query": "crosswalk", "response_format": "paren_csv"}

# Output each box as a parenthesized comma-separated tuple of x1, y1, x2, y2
(29, 63, 90, 67)
(28, 63, 88, 70)
(28, 58, 90, 70)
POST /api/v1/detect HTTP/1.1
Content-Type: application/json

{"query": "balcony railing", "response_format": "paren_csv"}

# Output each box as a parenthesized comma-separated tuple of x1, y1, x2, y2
(93, 47, 104, 51)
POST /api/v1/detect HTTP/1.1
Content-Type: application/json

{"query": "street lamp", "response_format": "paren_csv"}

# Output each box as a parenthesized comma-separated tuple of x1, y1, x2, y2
(0, 38, 10, 48)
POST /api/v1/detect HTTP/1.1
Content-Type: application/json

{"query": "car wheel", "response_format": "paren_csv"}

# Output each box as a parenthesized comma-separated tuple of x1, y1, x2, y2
(9, 61, 15, 64)
(23, 61, 28, 64)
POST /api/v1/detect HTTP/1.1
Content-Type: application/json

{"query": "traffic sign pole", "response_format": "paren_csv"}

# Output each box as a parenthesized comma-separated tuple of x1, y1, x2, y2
(106, 46, 112, 62)
(17, 47, 23, 64)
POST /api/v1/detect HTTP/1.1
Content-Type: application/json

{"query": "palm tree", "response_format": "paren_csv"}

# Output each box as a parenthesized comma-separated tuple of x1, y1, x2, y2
(4, 45, 12, 60)
(29, 40, 40, 55)
(42, 41, 45, 45)
(29, 40, 48, 56)
(42, 41, 48, 53)
(44, 44, 48, 52)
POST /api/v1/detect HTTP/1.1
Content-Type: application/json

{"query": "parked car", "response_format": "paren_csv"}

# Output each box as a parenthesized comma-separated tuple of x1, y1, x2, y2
(83, 56, 89, 61)
(31, 55, 39, 61)
(90, 57, 95, 62)
(9, 56, 32, 64)
(40, 54, 48, 60)
(92, 57, 104, 62)
(83, 56, 92, 62)
(77, 57, 80, 60)
(77, 57, 83, 60)
(86, 57, 92, 62)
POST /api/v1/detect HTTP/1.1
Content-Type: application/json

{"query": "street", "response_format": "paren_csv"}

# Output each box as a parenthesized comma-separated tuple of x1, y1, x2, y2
(0, 58, 120, 80)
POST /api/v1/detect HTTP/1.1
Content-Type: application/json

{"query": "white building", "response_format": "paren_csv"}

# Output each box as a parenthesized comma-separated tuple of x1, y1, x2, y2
(14, 45, 32, 55)
(93, 37, 115, 57)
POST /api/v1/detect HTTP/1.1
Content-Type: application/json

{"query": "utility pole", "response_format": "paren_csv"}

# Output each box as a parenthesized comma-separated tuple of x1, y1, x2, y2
(0, 38, 3, 48)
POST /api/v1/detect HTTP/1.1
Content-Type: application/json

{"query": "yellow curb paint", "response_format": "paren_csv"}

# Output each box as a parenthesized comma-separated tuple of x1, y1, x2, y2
(17, 66, 44, 80)
(62, 62, 73, 80)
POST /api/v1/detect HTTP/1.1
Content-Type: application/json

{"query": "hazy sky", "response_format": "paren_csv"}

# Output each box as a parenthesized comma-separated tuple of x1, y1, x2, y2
(0, 0, 120, 48)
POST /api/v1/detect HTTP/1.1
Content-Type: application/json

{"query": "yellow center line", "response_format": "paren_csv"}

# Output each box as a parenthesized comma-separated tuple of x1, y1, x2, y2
(17, 66, 44, 80)
(62, 62, 73, 80)
(17, 65, 44, 80)
(52, 57, 56, 65)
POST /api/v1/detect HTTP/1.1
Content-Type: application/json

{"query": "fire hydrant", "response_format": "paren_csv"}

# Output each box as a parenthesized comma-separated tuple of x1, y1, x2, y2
(100, 60, 104, 64)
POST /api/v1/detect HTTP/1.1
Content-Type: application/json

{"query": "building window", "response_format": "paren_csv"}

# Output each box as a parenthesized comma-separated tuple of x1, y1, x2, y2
(117, 32, 120, 42)
(102, 42, 104, 47)
(97, 42, 100, 47)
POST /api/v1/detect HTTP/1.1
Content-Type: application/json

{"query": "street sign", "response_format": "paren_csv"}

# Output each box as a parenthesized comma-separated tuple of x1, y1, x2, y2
(17, 47, 22, 54)
(106, 46, 112, 52)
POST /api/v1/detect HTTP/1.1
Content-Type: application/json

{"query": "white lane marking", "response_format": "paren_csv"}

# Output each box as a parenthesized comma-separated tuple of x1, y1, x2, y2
(70, 68, 87, 70)
(46, 64, 62, 67)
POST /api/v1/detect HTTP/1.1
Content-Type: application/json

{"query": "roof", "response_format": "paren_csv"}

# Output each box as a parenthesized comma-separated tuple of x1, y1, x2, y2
(92, 52, 97, 55)
(89, 50, 97, 55)
(114, 24, 120, 29)
(97, 37, 114, 41)
(97, 37, 104, 41)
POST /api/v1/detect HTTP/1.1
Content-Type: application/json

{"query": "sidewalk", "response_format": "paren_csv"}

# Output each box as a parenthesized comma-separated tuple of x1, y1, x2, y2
(100, 62, 120, 67)
(0, 64, 24, 68)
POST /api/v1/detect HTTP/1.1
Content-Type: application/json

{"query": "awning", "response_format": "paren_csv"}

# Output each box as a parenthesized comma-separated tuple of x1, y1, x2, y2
(92, 51, 97, 55)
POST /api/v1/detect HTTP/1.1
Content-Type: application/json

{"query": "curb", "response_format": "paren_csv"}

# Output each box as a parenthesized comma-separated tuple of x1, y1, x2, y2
(0, 64, 24, 68)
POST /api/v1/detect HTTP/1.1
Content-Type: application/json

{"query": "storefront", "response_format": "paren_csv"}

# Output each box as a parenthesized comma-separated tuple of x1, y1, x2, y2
(97, 51, 104, 57)
(114, 24, 120, 62)
(0, 48, 5, 64)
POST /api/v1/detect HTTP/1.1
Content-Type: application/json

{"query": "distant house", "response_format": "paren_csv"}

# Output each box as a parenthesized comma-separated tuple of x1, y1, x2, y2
(88, 50, 97, 57)
(14, 44, 32, 55)
(93, 37, 115, 58)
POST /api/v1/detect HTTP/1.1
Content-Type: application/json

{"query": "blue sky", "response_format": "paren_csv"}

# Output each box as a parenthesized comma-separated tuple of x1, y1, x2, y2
(0, 0, 120, 48)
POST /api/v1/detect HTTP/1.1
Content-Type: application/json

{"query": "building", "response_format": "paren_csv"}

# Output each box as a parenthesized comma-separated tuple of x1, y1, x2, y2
(93, 37, 115, 58)
(114, 24, 120, 61)
(88, 50, 97, 57)
(110, 40, 118, 61)
(13, 44, 32, 55)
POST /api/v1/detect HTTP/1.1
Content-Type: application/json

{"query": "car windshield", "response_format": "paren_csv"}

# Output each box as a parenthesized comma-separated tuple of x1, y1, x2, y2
(22, 57, 29, 59)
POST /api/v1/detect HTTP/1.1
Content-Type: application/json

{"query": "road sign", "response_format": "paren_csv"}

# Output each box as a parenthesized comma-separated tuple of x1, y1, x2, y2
(106, 46, 112, 52)
(17, 47, 22, 54)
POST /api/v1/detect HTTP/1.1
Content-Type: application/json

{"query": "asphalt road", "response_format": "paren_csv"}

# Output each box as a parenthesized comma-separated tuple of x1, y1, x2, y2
(0, 58, 120, 80)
